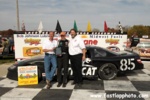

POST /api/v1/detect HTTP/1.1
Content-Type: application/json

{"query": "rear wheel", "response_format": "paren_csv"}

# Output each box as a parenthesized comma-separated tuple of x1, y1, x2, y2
(98, 63, 118, 80)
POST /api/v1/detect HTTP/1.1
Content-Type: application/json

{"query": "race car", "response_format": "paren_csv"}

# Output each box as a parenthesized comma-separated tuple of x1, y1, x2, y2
(7, 46, 144, 81)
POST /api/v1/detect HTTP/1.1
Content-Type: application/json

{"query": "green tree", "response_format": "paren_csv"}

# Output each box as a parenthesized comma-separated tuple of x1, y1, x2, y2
(127, 25, 150, 38)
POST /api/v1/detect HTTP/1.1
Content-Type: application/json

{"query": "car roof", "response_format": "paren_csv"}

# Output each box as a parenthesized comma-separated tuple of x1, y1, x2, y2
(86, 45, 118, 55)
(86, 45, 112, 51)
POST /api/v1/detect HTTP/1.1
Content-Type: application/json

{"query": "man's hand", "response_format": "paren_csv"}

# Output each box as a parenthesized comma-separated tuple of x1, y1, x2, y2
(43, 48, 55, 52)
(82, 55, 86, 61)
(82, 48, 86, 61)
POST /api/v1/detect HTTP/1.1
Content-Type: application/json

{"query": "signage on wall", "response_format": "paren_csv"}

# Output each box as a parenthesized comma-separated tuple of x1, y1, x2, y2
(23, 47, 43, 57)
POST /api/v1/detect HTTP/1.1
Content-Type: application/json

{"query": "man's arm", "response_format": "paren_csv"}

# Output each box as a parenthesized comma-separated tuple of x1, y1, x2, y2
(43, 49, 54, 53)
(82, 48, 86, 61)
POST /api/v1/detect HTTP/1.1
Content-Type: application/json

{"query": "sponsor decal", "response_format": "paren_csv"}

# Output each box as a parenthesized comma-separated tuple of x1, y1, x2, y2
(85, 58, 92, 63)
(68, 67, 97, 76)
(110, 35, 122, 38)
(18, 66, 38, 85)
(90, 35, 123, 39)
(105, 38, 119, 45)
(84, 40, 98, 45)
(90, 35, 109, 38)
(80, 35, 88, 38)
(23, 47, 43, 57)
(24, 38, 41, 45)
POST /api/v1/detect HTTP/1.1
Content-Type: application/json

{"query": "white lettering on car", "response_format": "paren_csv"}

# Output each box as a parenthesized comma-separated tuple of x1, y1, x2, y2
(120, 58, 135, 71)
(82, 67, 86, 75)
(68, 67, 97, 76)
(86, 68, 92, 75)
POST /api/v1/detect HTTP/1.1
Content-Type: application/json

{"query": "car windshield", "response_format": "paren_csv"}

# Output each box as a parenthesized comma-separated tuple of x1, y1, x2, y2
(137, 42, 150, 48)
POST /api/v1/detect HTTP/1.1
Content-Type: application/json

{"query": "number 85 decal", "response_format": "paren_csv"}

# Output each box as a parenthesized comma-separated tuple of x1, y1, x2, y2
(120, 58, 135, 71)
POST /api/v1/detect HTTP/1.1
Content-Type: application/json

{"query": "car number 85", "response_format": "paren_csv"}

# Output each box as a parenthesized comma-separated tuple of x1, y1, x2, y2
(120, 58, 135, 71)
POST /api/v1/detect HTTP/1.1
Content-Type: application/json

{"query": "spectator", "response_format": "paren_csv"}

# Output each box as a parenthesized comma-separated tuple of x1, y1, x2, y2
(130, 32, 140, 47)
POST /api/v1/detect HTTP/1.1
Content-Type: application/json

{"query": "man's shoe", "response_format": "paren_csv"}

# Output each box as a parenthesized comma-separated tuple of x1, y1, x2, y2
(46, 80, 51, 89)
(76, 83, 82, 88)
(57, 83, 62, 87)
(62, 83, 66, 87)
(71, 81, 76, 85)
(46, 85, 50, 89)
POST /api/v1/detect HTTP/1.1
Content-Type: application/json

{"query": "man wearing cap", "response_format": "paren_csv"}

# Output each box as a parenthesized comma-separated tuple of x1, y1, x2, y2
(57, 32, 69, 87)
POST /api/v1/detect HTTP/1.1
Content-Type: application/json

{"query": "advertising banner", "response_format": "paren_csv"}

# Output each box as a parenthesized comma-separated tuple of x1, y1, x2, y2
(18, 66, 38, 85)
(14, 31, 127, 59)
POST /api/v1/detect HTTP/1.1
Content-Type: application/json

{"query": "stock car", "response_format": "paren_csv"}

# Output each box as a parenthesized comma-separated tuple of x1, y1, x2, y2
(7, 46, 144, 81)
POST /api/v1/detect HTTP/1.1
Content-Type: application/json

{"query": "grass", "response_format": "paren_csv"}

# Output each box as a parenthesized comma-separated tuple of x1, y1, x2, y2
(0, 56, 15, 65)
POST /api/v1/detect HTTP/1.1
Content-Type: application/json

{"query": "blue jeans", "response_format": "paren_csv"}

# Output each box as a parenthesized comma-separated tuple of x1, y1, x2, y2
(44, 54, 57, 81)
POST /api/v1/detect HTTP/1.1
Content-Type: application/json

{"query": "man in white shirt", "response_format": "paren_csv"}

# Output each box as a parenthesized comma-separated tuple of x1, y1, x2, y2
(69, 29, 86, 87)
(42, 32, 57, 89)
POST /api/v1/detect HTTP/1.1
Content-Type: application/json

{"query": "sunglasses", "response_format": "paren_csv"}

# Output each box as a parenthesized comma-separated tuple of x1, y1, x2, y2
(60, 35, 65, 37)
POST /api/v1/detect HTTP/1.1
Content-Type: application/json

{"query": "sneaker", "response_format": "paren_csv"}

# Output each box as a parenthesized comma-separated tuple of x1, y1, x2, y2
(57, 83, 62, 87)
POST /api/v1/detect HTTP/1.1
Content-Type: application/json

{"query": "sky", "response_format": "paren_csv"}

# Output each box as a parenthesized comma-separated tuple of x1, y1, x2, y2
(0, 0, 150, 31)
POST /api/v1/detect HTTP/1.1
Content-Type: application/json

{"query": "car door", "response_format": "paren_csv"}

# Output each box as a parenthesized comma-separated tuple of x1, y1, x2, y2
(81, 49, 97, 77)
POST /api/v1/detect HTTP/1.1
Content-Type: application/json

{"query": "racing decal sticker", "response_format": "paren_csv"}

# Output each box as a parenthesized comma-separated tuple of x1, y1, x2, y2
(80, 35, 89, 38)
(23, 47, 43, 57)
(85, 58, 92, 63)
(105, 38, 119, 45)
(120, 58, 135, 71)
(24, 38, 41, 45)
(68, 67, 97, 76)
(84, 40, 98, 45)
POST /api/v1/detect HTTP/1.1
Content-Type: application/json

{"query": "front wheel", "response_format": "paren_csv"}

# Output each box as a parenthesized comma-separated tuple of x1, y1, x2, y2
(98, 63, 118, 80)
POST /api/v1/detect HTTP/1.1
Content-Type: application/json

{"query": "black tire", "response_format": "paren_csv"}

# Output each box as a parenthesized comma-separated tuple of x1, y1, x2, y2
(98, 63, 118, 80)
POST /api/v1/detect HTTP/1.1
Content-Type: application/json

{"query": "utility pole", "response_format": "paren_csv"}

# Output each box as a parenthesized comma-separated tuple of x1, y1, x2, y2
(16, 0, 20, 31)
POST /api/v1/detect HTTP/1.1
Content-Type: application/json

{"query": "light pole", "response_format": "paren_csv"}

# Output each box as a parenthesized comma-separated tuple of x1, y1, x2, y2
(16, 0, 20, 31)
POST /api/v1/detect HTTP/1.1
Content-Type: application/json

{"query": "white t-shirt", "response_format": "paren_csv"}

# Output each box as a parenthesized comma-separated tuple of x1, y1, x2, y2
(42, 39, 58, 54)
(69, 35, 85, 55)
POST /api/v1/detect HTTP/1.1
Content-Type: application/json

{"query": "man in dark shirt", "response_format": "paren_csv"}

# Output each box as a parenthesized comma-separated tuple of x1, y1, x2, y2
(57, 32, 69, 87)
